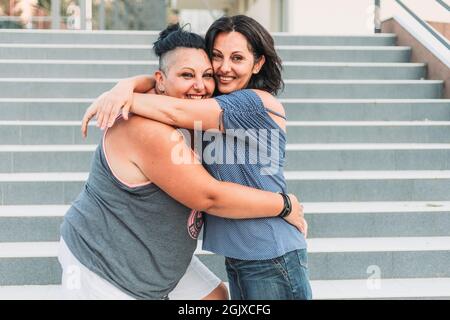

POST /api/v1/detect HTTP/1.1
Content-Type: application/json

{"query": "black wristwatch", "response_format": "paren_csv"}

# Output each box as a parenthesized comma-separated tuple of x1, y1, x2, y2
(278, 193, 292, 218)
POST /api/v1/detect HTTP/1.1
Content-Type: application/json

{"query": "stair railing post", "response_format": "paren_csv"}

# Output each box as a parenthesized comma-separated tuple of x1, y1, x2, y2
(79, 0, 92, 30)
(80, 0, 86, 30)
(374, 0, 381, 33)
(51, 0, 61, 29)
(99, 0, 106, 30)
(113, 0, 120, 30)
(86, 0, 92, 30)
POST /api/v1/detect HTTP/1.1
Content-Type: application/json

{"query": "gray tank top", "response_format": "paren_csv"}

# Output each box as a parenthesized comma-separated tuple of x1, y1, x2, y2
(60, 129, 197, 300)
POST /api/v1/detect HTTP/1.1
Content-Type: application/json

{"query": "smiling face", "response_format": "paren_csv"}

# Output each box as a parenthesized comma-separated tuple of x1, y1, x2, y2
(211, 31, 265, 94)
(155, 47, 215, 99)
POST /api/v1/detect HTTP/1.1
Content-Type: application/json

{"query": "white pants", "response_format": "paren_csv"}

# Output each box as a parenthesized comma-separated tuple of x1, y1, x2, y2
(58, 238, 222, 300)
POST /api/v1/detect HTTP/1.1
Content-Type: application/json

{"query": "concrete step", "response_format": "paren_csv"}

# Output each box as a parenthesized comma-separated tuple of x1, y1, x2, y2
(0, 121, 101, 145)
(0, 243, 62, 285)
(311, 278, 450, 299)
(4, 121, 450, 144)
(2, 277, 450, 300)
(0, 285, 64, 300)
(0, 29, 398, 46)
(0, 99, 91, 121)
(3, 144, 450, 173)
(0, 237, 449, 285)
(277, 46, 411, 62)
(1, 99, 449, 121)
(2, 171, 450, 204)
(286, 170, 450, 202)
(0, 78, 116, 99)
(0, 240, 226, 286)
(0, 79, 443, 99)
(0, 60, 158, 79)
(273, 34, 398, 47)
(281, 80, 443, 99)
(283, 99, 450, 121)
(0, 206, 65, 242)
(0, 173, 88, 205)
(0, 145, 95, 173)
(0, 60, 426, 80)
(0, 44, 411, 63)
(0, 44, 158, 60)
(282, 62, 426, 79)
(170, 237, 450, 282)
(286, 144, 450, 170)
(307, 236, 450, 280)
(305, 201, 450, 238)
(285, 121, 450, 143)
(1, 202, 449, 242)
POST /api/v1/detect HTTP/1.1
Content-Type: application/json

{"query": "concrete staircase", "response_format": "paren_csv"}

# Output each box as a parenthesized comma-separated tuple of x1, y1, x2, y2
(0, 29, 449, 300)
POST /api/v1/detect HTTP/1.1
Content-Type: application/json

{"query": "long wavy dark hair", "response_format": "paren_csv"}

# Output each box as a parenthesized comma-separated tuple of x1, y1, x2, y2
(205, 15, 284, 95)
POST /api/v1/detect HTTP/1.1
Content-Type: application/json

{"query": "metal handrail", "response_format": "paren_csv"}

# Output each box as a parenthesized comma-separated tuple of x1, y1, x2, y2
(375, 0, 381, 33)
(436, 0, 450, 11)
(395, 0, 450, 49)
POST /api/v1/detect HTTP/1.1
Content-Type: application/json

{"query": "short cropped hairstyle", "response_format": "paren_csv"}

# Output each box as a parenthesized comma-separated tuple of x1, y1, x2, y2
(153, 23, 206, 73)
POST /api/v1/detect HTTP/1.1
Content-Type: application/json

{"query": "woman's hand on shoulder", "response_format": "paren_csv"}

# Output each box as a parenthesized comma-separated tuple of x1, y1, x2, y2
(81, 79, 135, 138)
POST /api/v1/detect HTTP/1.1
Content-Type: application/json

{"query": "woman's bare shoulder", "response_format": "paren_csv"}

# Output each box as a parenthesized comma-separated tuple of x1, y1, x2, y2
(251, 89, 285, 116)
(125, 115, 181, 145)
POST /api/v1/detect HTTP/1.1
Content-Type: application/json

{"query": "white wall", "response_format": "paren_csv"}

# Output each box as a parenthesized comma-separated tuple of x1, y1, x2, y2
(178, 9, 224, 33)
(172, 0, 274, 32)
(286, 0, 375, 35)
(170, 0, 450, 34)
(284, 0, 450, 34)
(245, 0, 272, 31)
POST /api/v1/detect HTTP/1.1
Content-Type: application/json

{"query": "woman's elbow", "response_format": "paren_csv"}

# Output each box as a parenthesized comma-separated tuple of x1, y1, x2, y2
(164, 105, 185, 127)
(190, 190, 218, 213)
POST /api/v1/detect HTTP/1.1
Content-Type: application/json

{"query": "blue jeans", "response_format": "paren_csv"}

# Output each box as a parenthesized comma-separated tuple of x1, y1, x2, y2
(225, 249, 313, 300)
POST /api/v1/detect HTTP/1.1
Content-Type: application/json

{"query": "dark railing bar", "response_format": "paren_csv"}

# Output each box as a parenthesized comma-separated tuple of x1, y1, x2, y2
(375, 0, 381, 33)
(396, 0, 450, 49)
(436, 0, 450, 12)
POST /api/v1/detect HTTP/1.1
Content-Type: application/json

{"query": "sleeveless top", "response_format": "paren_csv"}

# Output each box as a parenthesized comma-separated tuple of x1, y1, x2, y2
(201, 89, 307, 260)
(60, 123, 197, 300)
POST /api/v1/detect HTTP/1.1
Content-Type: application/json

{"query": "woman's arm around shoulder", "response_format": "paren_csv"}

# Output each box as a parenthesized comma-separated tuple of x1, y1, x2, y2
(125, 116, 306, 234)
(125, 117, 298, 218)
(130, 94, 224, 132)
(81, 75, 156, 137)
